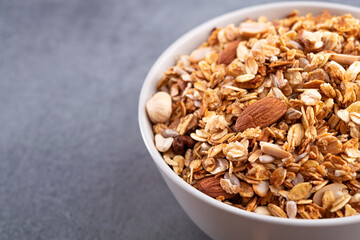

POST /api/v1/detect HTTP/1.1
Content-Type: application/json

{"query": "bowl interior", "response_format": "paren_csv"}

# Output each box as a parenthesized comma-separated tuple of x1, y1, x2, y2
(139, 1, 360, 226)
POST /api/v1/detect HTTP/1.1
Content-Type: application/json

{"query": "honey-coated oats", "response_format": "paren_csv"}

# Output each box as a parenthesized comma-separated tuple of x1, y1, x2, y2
(146, 10, 360, 218)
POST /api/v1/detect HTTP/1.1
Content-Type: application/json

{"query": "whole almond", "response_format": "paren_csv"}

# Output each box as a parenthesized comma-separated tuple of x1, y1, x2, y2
(235, 97, 287, 132)
(197, 176, 236, 199)
(218, 40, 240, 65)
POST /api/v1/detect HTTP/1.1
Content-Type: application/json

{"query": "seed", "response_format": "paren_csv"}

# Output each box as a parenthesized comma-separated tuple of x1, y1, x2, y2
(286, 201, 297, 218)
(259, 155, 275, 163)
(313, 183, 348, 206)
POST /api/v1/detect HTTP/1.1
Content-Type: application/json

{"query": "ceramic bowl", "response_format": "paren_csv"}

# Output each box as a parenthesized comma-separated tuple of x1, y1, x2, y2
(139, 2, 360, 239)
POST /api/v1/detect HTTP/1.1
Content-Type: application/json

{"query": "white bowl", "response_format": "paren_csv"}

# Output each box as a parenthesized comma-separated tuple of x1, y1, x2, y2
(139, 2, 360, 239)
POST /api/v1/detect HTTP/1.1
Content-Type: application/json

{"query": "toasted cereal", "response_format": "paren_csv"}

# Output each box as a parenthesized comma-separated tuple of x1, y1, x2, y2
(147, 10, 360, 218)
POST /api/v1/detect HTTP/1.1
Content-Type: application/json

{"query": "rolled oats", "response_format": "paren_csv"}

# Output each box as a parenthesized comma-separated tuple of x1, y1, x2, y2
(331, 194, 351, 212)
(209, 158, 229, 175)
(300, 89, 322, 106)
(147, 11, 360, 219)
(268, 203, 287, 218)
(322, 191, 335, 209)
(345, 204, 358, 217)
(288, 182, 312, 201)
(270, 167, 287, 187)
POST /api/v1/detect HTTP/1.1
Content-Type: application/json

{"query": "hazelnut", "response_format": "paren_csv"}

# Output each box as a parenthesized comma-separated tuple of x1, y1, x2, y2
(146, 92, 172, 123)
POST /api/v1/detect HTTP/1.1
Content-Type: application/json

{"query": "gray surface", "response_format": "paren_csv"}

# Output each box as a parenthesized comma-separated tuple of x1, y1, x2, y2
(1, 0, 360, 239)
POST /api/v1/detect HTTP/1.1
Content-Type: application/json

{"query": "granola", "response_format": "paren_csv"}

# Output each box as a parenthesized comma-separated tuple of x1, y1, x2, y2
(146, 10, 360, 219)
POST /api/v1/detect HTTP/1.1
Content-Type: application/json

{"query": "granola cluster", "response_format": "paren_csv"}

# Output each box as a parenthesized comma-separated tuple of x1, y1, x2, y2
(146, 10, 360, 219)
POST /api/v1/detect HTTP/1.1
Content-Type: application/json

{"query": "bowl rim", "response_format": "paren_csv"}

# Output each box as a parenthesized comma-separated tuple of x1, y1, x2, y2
(139, 1, 360, 226)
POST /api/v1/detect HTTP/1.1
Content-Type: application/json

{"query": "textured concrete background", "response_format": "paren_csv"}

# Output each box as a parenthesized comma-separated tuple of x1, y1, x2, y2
(1, 0, 360, 239)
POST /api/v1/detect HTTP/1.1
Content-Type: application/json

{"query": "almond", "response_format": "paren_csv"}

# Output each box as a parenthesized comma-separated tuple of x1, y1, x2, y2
(239, 22, 269, 37)
(329, 53, 360, 65)
(259, 142, 291, 159)
(218, 40, 240, 65)
(235, 97, 287, 132)
(197, 176, 236, 199)
(313, 183, 348, 206)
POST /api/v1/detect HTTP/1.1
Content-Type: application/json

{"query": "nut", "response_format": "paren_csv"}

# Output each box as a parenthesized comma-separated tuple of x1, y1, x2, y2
(146, 92, 172, 123)
(253, 180, 269, 197)
(209, 158, 229, 174)
(173, 135, 196, 155)
(239, 22, 269, 37)
(313, 183, 348, 206)
(260, 142, 292, 159)
(218, 41, 240, 65)
(190, 47, 214, 63)
(149, 11, 360, 219)
(220, 173, 241, 194)
(259, 155, 275, 163)
(197, 176, 236, 199)
(154, 134, 173, 152)
(235, 97, 287, 132)
(329, 53, 360, 65)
